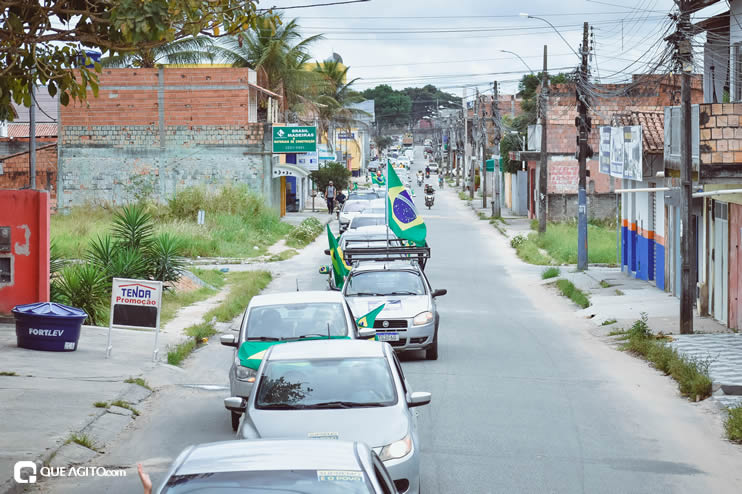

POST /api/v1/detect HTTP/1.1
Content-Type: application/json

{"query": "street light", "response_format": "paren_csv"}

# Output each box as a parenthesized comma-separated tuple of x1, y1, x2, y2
(519, 13, 580, 58)
(500, 50, 535, 75)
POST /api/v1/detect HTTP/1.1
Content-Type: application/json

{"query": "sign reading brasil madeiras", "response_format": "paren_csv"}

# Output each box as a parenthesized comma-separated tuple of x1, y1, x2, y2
(111, 279, 162, 328)
(272, 126, 317, 153)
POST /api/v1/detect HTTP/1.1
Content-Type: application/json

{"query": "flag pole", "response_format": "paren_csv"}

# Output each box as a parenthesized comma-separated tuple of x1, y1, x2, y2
(385, 159, 390, 260)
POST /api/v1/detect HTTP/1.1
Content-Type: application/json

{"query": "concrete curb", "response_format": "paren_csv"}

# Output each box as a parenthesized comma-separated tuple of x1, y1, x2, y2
(0, 383, 152, 494)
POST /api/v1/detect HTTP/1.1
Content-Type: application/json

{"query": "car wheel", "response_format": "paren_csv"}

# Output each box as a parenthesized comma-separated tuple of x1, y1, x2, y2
(231, 411, 241, 431)
(425, 333, 438, 360)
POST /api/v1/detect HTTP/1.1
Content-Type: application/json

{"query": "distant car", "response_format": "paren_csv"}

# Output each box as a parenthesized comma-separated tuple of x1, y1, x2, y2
(343, 259, 446, 360)
(156, 439, 398, 494)
(349, 214, 386, 230)
(428, 164, 439, 175)
(339, 199, 376, 232)
(228, 339, 432, 494)
(220, 291, 373, 430)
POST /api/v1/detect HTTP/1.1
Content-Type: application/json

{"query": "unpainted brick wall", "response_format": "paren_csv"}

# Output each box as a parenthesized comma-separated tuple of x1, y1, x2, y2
(58, 68, 268, 208)
(547, 193, 617, 222)
(0, 144, 58, 205)
(698, 102, 742, 165)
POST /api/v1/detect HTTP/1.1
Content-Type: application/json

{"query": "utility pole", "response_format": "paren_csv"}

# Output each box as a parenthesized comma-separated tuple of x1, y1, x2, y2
(677, 1, 694, 334)
(576, 22, 590, 271)
(481, 91, 487, 209)
(491, 81, 501, 217)
(538, 45, 549, 234)
(29, 81, 36, 190)
(471, 89, 479, 201)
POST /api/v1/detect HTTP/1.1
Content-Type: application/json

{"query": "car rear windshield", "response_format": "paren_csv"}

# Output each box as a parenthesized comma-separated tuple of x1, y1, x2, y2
(256, 357, 397, 409)
(345, 271, 426, 296)
(350, 217, 385, 229)
(246, 303, 348, 340)
(162, 469, 373, 493)
(348, 192, 379, 200)
(343, 201, 370, 213)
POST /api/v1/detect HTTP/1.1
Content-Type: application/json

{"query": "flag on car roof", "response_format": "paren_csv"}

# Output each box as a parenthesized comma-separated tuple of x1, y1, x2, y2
(356, 304, 385, 329)
(327, 224, 349, 288)
(239, 336, 351, 370)
(372, 171, 385, 186)
(386, 165, 426, 246)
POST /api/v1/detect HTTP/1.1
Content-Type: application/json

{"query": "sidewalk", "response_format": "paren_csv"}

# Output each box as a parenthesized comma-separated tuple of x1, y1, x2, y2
(462, 193, 742, 409)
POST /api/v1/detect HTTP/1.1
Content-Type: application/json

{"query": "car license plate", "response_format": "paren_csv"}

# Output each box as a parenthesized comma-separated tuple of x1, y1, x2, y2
(377, 332, 399, 342)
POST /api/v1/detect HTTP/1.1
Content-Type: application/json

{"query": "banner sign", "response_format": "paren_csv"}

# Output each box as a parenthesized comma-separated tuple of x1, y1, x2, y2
(599, 126, 611, 175)
(272, 126, 317, 153)
(107, 278, 163, 361)
(601, 125, 643, 180)
(298, 152, 319, 171)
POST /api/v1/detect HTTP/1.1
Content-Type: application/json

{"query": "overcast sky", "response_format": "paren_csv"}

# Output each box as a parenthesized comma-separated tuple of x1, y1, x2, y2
(268, 0, 725, 99)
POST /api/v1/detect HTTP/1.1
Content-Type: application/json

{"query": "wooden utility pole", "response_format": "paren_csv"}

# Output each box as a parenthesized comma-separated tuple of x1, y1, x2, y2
(538, 45, 549, 234)
(491, 81, 501, 217)
(577, 22, 590, 271)
(471, 88, 479, 201)
(29, 81, 36, 190)
(678, 1, 694, 334)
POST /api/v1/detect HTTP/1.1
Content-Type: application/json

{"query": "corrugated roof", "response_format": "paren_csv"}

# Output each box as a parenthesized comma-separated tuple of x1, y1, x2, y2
(6, 123, 58, 138)
(612, 111, 664, 154)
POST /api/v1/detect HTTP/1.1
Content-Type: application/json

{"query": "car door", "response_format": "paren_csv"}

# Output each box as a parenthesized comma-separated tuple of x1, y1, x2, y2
(390, 351, 419, 449)
(420, 268, 437, 324)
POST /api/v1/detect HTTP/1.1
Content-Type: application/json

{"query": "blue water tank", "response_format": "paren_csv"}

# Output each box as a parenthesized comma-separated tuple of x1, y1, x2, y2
(12, 302, 88, 352)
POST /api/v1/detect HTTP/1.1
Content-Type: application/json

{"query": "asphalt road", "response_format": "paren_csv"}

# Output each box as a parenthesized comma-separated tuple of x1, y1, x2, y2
(35, 146, 742, 493)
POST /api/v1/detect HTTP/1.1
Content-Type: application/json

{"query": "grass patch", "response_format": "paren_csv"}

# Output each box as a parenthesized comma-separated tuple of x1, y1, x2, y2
(185, 321, 217, 343)
(191, 268, 227, 289)
(490, 219, 506, 236)
(204, 271, 272, 323)
(269, 249, 299, 262)
(555, 279, 590, 308)
(93, 401, 108, 408)
(725, 406, 742, 443)
(621, 314, 712, 401)
(110, 400, 140, 416)
(0, 371, 17, 376)
(124, 377, 152, 390)
(458, 191, 469, 201)
(160, 285, 218, 325)
(510, 235, 551, 265)
(602, 319, 618, 326)
(167, 339, 196, 366)
(607, 329, 627, 337)
(530, 221, 617, 265)
(615, 289, 625, 296)
(477, 211, 489, 220)
(541, 267, 561, 279)
(67, 433, 97, 451)
(285, 218, 324, 249)
(599, 280, 612, 288)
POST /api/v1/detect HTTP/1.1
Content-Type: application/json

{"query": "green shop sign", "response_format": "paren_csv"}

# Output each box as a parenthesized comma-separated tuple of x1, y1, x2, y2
(272, 126, 317, 153)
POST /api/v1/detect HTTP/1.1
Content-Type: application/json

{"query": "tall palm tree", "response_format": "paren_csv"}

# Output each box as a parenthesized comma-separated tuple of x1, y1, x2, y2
(99, 36, 218, 68)
(312, 58, 367, 146)
(213, 15, 323, 111)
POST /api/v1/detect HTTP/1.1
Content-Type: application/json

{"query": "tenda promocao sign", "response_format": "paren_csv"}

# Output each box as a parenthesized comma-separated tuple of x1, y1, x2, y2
(107, 278, 163, 360)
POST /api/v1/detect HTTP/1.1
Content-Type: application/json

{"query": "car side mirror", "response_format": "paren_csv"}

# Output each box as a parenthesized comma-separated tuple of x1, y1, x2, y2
(431, 289, 447, 298)
(220, 334, 238, 347)
(324, 249, 331, 256)
(224, 397, 246, 412)
(407, 391, 431, 408)
(358, 327, 376, 339)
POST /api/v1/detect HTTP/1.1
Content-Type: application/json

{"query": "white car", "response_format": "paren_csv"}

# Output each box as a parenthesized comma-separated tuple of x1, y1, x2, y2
(339, 199, 374, 232)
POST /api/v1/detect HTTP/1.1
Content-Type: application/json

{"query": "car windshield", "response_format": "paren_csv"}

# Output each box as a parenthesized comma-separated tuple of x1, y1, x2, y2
(350, 217, 385, 229)
(348, 193, 378, 201)
(345, 271, 426, 296)
(342, 201, 369, 213)
(162, 470, 373, 493)
(246, 303, 348, 340)
(256, 357, 397, 409)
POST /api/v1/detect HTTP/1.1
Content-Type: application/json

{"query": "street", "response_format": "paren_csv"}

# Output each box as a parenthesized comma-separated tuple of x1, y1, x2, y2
(29, 146, 742, 494)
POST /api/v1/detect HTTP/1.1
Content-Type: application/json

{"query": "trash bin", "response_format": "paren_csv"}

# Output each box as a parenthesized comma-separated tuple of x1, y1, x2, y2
(12, 302, 88, 352)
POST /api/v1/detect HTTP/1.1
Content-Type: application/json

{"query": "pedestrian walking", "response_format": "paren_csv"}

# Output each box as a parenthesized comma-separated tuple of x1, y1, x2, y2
(325, 180, 336, 214)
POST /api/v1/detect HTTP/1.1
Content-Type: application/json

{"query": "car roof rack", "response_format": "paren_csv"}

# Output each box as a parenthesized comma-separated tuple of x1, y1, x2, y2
(343, 239, 430, 270)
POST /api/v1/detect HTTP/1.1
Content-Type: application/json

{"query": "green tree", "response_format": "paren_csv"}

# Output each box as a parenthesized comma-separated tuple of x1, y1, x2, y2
(375, 135, 393, 153)
(312, 58, 367, 143)
(1, 0, 265, 122)
(402, 85, 461, 124)
(99, 37, 218, 68)
(310, 162, 352, 194)
(362, 85, 411, 130)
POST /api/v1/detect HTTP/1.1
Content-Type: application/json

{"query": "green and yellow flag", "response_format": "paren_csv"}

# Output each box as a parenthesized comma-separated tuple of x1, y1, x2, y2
(353, 182, 358, 191)
(387, 165, 426, 245)
(356, 304, 385, 329)
(239, 336, 351, 370)
(372, 172, 385, 186)
(327, 224, 349, 288)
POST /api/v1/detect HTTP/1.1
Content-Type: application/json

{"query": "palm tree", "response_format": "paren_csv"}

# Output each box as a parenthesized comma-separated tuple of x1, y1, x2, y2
(99, 36, 218, 68)
(213, 15, 323, 111)
(311, 58, 367, 147)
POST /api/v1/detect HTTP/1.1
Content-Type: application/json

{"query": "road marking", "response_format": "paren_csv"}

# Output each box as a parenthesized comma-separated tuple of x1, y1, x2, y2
(180, 384, 229, 391)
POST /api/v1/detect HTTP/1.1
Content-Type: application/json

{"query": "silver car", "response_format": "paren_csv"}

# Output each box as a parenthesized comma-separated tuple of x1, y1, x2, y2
(226, 339, 431, 494)
(156, 439, 399, 493)
(343, 260, 446, 360)
(220, 291, 373, 431)
(339, 199, 375, 232)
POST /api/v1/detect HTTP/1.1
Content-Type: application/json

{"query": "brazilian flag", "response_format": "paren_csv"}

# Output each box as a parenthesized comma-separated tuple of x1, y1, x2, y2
(372, 172, 385, 186)
(327, 224, 349, 288)
(239, 336, 351, 370)
(387, 165, 426, 245)
(353, 183, 358, 191)
(356, 304, 385, 329)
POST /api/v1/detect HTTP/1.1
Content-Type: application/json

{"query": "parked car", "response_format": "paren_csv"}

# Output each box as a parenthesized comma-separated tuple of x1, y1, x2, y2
(349, 214, 386, 230)
(339, 199, 376, 232)
(156, 439, 399, 493)
(227, 339, 431, 494)
(220, 291, 373, 430)
(322, 226, 399, 290)
(343, 259, 446, 360)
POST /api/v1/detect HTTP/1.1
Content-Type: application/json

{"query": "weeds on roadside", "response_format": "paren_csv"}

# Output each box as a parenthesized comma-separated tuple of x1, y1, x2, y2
(621, 314, 712, 401)
(286, 218, 323, 249)
(599, 280, 612, 288)
(0, 371, 17, 376)
(167, 340, 196, 366)
(725, 406, 742, 443)
(93, 401, 108, 408)
(601, 319, 618, 326)
(110, 400, 140, 416)
(615, 289, 625, 296)
(124, 377, 152, 390)
(67, 433, 96, 451)
(185, 322, 217, 343)
(542, 267, 561, 279)
(555, 279, 590, 309)
(204, 271, 272, 323)
(511, 235, 551, 265)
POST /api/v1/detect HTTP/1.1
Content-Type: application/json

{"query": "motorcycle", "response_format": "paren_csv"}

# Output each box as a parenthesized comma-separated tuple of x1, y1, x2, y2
(425, 171, 430, 179)
(424, 186, 435, 209)
(417, 176, 424, 187)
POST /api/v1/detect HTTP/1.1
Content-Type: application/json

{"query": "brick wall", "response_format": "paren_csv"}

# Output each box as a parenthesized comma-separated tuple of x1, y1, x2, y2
(58, 67, 270, 209)
(699, 103, 742, 166)
(0, 144, 58, 204)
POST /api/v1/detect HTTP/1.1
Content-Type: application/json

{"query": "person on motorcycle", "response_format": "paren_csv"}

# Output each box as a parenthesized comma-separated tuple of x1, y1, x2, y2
(425, 165, 431, 176)
(438, 175, 444, 188)
(336, 189, 346, 207)
(424, 184, 435, 195)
